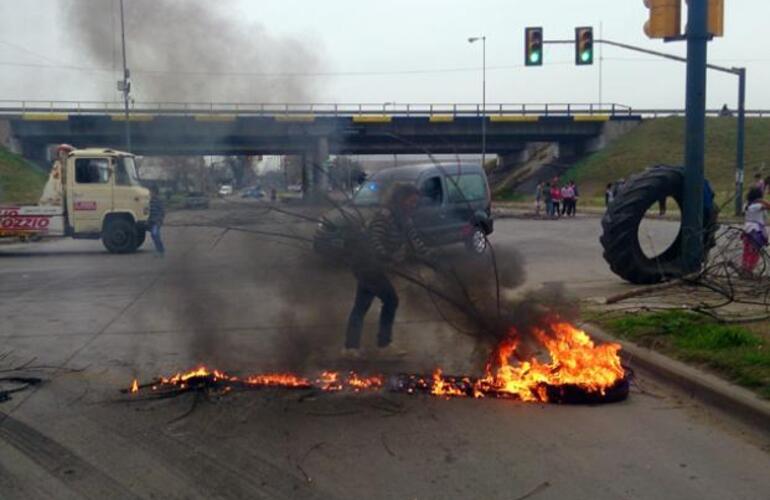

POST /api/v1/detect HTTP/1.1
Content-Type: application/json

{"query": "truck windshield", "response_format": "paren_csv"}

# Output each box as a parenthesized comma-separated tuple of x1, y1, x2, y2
(115, 156, 140, 186)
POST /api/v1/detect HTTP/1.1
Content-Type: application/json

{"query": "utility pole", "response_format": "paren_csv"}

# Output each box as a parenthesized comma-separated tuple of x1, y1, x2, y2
(682, 0, 709, 273)
(468, 36, 486, 169)
(735, 67, 747, 215)
(119, 0, 131, 152)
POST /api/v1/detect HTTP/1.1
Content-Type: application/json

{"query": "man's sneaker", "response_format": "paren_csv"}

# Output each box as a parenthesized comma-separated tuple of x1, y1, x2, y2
(340, 348, 364, 360)
(376, 344, 408, 360)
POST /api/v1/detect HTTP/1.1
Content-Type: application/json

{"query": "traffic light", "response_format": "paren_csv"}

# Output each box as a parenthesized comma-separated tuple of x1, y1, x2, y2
(684, 0, 724, 36)
(575, 27, 594, 65)
(525, 27, 543, 66)
(643, 0, 681, 39)
(707, 0, 724, 36)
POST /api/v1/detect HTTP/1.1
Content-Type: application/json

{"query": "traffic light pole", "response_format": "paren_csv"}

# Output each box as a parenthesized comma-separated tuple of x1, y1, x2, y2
(544, 35, 746, 217)
(119, 0, 131, 153)
(682, 0, 709, 273)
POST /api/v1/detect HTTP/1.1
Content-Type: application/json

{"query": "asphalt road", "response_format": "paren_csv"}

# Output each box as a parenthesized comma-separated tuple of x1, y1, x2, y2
(0, 203, 768, 500)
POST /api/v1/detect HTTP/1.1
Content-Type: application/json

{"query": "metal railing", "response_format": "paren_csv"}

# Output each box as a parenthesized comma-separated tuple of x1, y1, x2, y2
(0, 100, 767, 118)
(0, 100, 634, 117)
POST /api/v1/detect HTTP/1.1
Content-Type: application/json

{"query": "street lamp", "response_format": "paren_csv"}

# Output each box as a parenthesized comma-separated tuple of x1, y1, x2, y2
(118, 0, 131, 152)
(468, 36, 486, 169)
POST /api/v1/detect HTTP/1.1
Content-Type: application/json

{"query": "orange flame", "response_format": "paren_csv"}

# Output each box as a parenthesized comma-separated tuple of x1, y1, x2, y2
(128, 322, 624, 404)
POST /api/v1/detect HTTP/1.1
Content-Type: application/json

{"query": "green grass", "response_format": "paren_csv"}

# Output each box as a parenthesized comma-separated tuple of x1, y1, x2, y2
(563, 117, 770, 205)
(595, 310, 770, 399)
(0, 146, 47, 204)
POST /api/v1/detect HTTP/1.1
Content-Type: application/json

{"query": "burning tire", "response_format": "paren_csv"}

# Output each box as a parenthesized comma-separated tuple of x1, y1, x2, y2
(600, 165, 719, 284)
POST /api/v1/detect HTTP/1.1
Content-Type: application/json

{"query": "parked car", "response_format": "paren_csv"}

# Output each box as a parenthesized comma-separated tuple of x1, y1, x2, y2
(241, 187, 265, 199)
(218, 184, 233, 197)
(314, 162, 493, 257)
(184, 191, 209, 209)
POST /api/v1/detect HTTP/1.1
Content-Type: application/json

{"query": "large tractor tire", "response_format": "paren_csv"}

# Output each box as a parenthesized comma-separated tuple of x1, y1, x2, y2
(102, 217, 139, 254)
(600, 165, 719, 284)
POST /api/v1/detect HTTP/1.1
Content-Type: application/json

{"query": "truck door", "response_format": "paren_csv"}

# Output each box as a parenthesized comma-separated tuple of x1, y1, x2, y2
(69, 157, 113, 234)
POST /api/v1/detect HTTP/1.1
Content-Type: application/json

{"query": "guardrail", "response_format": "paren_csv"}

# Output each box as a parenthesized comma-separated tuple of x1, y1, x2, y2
(0, 100, 633, 117)
(0, 100, 766, 118)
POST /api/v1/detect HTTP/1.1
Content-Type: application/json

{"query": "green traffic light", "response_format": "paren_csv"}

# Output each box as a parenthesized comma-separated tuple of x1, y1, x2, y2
(580, 51, 591, 63)
(529, 52, 541, 64)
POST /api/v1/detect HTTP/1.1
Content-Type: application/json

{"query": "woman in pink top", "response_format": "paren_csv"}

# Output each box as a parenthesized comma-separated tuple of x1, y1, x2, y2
(550, 184, 562, 217)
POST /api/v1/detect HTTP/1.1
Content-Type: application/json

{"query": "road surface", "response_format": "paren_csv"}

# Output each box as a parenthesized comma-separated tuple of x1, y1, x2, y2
(0, 203, 767, 500)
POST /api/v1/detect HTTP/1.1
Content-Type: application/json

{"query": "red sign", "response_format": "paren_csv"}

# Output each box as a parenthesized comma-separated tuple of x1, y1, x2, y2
(74, 201, 97, 211)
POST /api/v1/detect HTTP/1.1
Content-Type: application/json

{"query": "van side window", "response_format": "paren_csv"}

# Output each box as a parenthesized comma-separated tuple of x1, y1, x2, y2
(420, 177, 443, 206)
(75, 159, 111, 184)
(447, 174, 487, 203)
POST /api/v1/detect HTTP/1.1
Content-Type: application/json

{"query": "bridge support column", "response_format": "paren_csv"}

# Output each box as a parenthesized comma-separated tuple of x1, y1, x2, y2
(302, 136, 330, 202)
(314, 136, 330, 191)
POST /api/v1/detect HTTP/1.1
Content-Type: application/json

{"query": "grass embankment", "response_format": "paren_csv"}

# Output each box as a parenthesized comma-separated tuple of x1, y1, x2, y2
(0, 146, 47, 204)
(594, 310, 770, 399)
(498, 117, 770, 206)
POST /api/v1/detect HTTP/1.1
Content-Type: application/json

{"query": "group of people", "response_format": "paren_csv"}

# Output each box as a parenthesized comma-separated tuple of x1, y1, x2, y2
(535, 178, 579, 218)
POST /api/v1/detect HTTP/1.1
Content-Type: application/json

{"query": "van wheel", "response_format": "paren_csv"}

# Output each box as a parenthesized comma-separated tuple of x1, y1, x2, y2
(465, 226, 488, 255)
(102, 218, 138, 254)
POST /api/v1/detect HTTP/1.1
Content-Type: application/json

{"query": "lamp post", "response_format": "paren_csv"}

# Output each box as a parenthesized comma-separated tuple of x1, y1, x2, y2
(118, 0, 131, 152)
(468, 36, 486, 169)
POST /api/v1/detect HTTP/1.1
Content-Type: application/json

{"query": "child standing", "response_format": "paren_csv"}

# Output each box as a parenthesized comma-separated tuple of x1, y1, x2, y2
(742, 187, 769, 275)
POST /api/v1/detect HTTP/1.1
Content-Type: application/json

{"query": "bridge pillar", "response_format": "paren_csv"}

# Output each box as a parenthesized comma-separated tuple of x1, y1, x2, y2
(302, 136, 330, 201)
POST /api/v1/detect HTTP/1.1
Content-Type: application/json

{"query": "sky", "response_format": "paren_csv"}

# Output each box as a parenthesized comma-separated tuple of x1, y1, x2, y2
(0, 0, 768, 110)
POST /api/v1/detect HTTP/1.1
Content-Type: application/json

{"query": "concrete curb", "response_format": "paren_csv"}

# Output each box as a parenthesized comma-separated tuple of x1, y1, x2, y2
(585, 323, 770, 434)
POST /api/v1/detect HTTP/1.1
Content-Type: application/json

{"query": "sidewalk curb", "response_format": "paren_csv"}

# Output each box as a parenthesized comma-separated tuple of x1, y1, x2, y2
(585, 323, 770, 434)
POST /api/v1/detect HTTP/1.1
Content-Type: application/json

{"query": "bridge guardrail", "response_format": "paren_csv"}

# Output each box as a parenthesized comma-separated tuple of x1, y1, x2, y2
(0, 100, 765, 118)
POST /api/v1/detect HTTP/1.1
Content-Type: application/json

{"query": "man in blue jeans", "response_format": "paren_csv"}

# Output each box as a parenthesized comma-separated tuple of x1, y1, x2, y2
(148, 187, 165, 256)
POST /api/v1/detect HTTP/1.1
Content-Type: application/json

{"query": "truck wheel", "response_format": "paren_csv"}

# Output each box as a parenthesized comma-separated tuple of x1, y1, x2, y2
(600, 165, 718, 284)
(465, 226, 488, 255)
(102, 218, 138, 254)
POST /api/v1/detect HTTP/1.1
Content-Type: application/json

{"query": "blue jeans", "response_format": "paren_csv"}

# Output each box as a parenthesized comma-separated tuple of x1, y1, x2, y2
(150, 224, 165, 254)
(345, 270, 399, 349)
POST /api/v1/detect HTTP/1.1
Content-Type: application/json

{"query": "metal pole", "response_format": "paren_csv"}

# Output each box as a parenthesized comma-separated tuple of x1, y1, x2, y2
(481, 36, 487, 170)
(119, 0, 131, 152)
(599, 21, 604, 106)
(682, 0, 709, 272)
(735, 68, 747, 216)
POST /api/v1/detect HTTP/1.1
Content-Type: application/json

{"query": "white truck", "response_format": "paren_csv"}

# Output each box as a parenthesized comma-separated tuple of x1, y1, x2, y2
(0, 145, 151, 253)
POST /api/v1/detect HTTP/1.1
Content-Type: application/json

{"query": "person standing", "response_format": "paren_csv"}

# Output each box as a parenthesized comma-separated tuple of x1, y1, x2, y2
(344, 184, 432, 359)
(605, 183, 614, 207)
(542, 181, 552, 218)
(534, 182, 543, 216)
(148, 186, 166, 256)
(550, 182, 562, 218)
(570, 180, 579, 216)
(741, 187, 769, 276)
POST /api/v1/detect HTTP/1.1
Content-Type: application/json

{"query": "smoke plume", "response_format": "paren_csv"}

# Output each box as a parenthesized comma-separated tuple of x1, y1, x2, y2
(61, 0, 324, 102)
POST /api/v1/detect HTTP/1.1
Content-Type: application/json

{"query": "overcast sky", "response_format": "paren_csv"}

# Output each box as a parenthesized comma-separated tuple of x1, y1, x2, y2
(1, 0, 768, 109)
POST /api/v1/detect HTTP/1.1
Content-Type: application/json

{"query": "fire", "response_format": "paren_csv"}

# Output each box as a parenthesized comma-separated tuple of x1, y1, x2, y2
(126, 321, 626, 405)
(430, 321, 625, 402)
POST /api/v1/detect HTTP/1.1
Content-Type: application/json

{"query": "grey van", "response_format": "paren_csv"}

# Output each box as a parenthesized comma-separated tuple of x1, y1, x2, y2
(314, 162, 493, 257)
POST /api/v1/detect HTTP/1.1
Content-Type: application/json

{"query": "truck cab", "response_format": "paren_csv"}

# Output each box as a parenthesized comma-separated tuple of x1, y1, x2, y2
(64, 148, 150, 252)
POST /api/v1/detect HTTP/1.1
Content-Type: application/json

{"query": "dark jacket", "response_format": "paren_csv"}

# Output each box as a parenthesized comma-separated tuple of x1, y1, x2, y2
(354, 208, 431, 271)
(149, 196, 165, 226)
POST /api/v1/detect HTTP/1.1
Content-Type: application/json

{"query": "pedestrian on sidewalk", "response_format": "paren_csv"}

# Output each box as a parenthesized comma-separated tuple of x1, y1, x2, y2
(550, 182, 562, 218)
(570, 180, 579, 216)
(741, 187, 769, 276)
(542, 182, 553, 218)
(148, 186, 166, 256)
(534, 182, 543, 216)
(605, 183, 614, 208)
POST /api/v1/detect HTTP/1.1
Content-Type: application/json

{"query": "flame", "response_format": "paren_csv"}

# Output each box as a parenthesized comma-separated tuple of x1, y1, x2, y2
(476, 321, 625, 402)
(127, 322, 624, 404)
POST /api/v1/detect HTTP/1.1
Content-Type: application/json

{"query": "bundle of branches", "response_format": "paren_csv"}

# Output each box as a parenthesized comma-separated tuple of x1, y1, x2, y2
(607, 225, 770, 323)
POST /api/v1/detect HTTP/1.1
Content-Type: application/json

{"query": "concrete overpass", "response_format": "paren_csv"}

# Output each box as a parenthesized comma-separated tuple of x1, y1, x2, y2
(0, 102, 641, 165)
